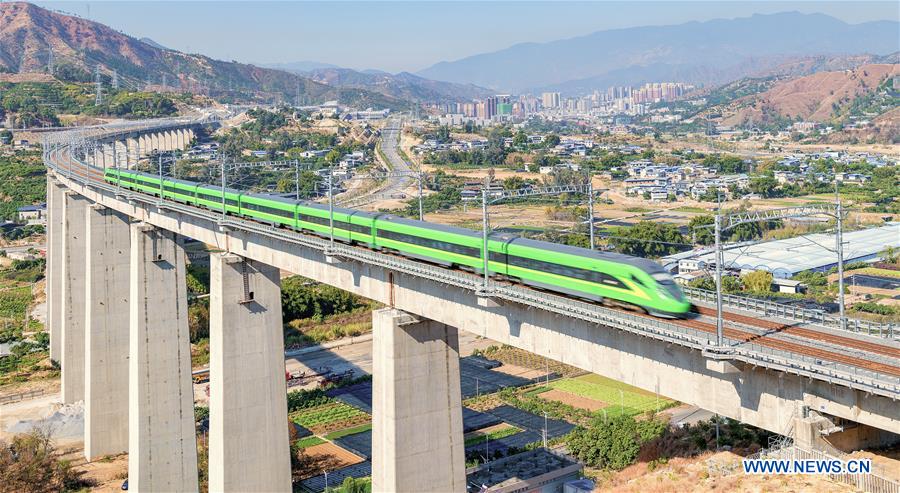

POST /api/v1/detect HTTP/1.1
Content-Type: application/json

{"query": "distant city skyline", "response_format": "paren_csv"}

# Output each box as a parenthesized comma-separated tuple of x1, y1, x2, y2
(33, 1, 900, 73)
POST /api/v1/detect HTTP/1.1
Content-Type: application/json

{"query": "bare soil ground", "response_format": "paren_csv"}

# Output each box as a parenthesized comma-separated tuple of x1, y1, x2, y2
(490, 362, 549, 380)
(848, 448, 900, 482)
(297, 442, 364, 479)
(537, 388, 608, 411)
(595, 451, 860, 493)
(70, 452, 128, 492)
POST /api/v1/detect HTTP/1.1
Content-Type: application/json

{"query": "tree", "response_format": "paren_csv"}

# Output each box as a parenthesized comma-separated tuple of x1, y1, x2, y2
(688, 215, 714, 245)
(749, 175, 779, 198)
(325, 149, 342, 164)
(512, 130, 528, 147)
(742, 270, 773, 293)
(609, 221, 687, 258)
(544, 134, 561, 148)
(881, 245, 899, 265)
(566, 415, 641, 470)
(0, 429, 86, 492)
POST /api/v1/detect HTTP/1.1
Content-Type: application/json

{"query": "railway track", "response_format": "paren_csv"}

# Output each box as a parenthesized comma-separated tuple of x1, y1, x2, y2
(694, 306, 900, 360)
(670, 316, 900, 377)
(53, 151, 900, 382)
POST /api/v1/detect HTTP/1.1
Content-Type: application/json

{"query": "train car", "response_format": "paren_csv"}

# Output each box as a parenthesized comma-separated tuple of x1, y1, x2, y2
(374, 214, 483, 270)
(239, 192, 298, 228)
(161, 177, 199, 205)
(196, 183, 242, 216)
(296, 201, 378, 245)
(492, 236, 691, 317)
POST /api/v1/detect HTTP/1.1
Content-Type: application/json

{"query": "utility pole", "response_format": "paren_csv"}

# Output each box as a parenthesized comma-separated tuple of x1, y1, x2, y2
(158, 153, 164, 199)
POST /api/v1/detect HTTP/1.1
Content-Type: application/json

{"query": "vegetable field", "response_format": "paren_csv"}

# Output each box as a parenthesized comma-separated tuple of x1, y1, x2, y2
(290, 401, 370, 435)
(548, 374, 677, 417)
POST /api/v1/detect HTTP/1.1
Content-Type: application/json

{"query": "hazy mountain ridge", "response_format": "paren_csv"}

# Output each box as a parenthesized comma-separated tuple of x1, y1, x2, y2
(273, 66, 493, 103)
(418, 12, 900, 93)
(0, 2, 410, 109)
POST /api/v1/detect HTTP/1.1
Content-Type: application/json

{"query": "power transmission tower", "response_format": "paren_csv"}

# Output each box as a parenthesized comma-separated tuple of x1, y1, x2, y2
(47, 47, 54, 75)
(111, 69, 119, 90)
(94, 64, 103, 105)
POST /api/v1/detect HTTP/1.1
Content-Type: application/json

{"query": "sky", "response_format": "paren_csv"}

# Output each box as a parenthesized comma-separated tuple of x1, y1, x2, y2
(33, 1, 900, 73)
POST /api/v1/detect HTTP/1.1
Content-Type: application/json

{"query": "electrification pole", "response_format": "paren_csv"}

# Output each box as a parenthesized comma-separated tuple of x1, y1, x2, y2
(714, 211, 724, 347)
(835, 179, 846, 331)
(588, 179, 596, 250)
(481, 186, 490, 291)
(220, 157, 226, 219)
(295, 161, 300, 200)
(328, 168, 335, 246)
(418, 172, 424, 221)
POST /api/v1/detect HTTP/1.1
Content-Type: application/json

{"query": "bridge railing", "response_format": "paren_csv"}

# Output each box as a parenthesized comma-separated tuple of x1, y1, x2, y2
(683, 286, 896, 340)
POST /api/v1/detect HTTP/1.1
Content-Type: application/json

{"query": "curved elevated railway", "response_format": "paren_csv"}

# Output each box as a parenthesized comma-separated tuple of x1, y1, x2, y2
(45, 133, 900, 398)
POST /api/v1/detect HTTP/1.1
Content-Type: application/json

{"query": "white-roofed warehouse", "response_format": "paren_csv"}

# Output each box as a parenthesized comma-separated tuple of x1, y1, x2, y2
(666, 223, 900, 279)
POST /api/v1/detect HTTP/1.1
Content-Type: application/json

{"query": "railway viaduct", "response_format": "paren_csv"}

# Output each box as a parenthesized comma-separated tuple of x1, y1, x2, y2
(40, 119, 899, 492)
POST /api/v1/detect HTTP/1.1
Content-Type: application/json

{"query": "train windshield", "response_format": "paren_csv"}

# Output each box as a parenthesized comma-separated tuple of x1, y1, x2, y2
(651, 273, 685, 301)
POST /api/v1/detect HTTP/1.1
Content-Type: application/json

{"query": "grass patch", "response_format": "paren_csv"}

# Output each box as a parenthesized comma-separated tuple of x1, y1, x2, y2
(622, 206, 652, 213)
(672, 206, 709, 213)
(549, 374, 676, 418)
(295, 436, 326, 449)
(324, 423, 372, 440)
(849, 267, 900, 279)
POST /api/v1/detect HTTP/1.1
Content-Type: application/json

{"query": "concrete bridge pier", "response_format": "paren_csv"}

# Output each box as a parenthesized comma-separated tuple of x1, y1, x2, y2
(150, 133, 160, 154)
(371, 308, 466, 493)
(208, 253, 291, 492)
(128, 224, 198, 492)
(46, 177, 64, 363)
(83, 205, 131, 460)
(60, 191, 89, 404)
(113, 141, 126, 169)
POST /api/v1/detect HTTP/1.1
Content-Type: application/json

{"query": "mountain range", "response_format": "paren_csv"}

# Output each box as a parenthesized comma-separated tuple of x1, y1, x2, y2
(0, 2, 409, 109)
(417, 12, 900, 93)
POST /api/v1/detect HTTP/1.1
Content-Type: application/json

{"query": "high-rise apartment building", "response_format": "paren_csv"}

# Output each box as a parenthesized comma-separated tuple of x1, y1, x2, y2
(541, 92, 560, 109)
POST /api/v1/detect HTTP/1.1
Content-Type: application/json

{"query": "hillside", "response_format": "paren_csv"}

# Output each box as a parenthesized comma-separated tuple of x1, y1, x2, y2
(299, 68, 493, 103)
(417, 12, 899, 92)
(0, 2, 409, 109)
(720, 63, 899, 126)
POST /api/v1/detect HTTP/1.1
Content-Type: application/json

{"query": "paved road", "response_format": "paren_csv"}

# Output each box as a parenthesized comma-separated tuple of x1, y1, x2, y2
(339, 117, 414, 207)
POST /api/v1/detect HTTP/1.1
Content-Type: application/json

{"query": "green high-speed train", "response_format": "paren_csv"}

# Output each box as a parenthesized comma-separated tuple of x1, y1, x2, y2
(105, 168, 692, 317)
